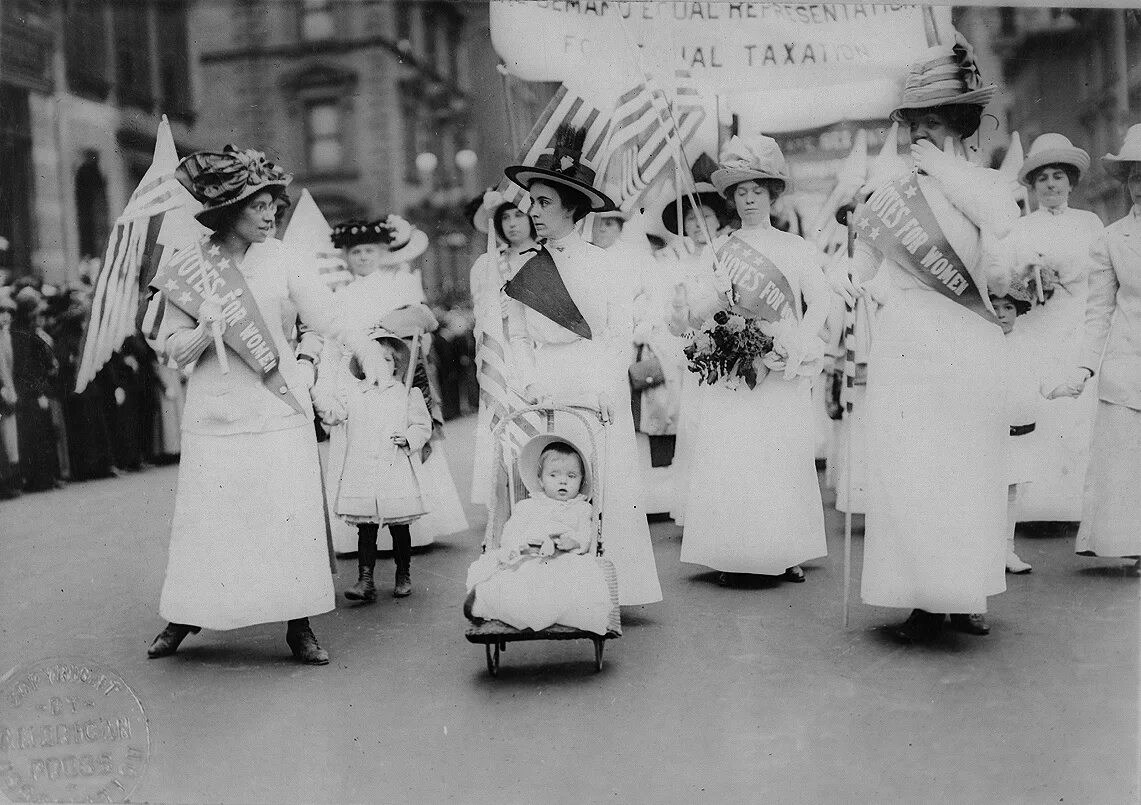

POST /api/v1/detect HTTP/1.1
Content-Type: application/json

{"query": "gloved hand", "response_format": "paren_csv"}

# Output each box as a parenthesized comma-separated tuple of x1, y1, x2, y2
(826, 257, 864, 307)
(1045, 366, 1092, 400)
(482, 189, 505, 212)
(197, 297, 226, 333)
(295, 359, 316, 391)
(910, 137, 959, 178)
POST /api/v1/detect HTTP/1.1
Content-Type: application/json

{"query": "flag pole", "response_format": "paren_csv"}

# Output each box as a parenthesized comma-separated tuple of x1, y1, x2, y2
(842, 210, 857, 629)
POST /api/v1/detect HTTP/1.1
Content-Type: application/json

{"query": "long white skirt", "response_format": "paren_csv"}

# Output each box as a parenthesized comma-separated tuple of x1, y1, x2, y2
(534, 340, 662, 605)
(160, 423, 335, 630)
(680, 375, 827, 575)
(861, 290, 1007, 613)
(1076, 401, 1141, 557)
(669, 372, 702, 525)
(325, 425, 469, 553)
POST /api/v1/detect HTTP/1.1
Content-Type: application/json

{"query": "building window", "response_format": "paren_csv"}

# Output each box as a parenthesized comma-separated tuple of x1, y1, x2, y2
(0, 84, 34, 277)
(157, 1, 193, 118)
(445, 13, 463, 81)
(75, 153, 110, 262)
(422, 5, 439, 72)
(65, 0, 110, 99)
(113, 3, 153, 108)
(306, 100, 344, 172)
(300, 0, 335, 41)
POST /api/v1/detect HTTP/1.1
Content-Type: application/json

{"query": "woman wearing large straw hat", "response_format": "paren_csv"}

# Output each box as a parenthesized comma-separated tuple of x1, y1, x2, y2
(144, 145, 385, 664)
(671, 135, 831, 585)
(830, 37, 1035, 641)
(321, 216, 469, 569)
(468, 193, 538, 508)
(1004, 134, 1105, 530)
(502, 124, 662, 606)
(1048, 124, 1141, 571)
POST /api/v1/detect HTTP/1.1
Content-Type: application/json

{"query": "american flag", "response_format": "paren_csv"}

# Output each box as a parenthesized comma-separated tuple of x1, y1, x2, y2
(496, 84, 612, 211)
(75, 117, 197, 392)
(281, 190, 353, 291)
(602, 69, 705, 213)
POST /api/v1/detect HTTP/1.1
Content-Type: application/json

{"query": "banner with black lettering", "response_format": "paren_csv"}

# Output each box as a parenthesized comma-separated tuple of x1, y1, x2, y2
(150, 238, 304, 414)
(716, 234, 799, 323)
(854, 175, 998, 327)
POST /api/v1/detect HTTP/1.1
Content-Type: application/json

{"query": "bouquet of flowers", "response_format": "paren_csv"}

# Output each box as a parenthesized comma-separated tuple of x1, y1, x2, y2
(684, 310, 774, 390)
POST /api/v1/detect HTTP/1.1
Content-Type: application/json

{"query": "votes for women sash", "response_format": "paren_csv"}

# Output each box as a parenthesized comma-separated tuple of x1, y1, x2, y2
(715, 234, 799, 323)
(854, 175, 998, 326)
(150, 237, 304, 414)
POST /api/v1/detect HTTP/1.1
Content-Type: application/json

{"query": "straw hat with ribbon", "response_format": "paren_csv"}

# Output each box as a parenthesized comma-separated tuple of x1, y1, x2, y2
(1102, 123, 1141, 182)
(1020, 133, 1091, 186)
(505, 124, 616, 213)
(517, 433, 593, 499)
(890, 34, 996, 119)
(175, 145, 292, 231)
(331, 215, 429, 266)
(711, 135, 790, 199)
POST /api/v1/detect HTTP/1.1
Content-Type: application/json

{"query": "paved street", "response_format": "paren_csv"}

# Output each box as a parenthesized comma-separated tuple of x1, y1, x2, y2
(2, 414, 1138, 804)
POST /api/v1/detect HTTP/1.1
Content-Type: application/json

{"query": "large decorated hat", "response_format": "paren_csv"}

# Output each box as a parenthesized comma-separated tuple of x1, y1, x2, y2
(1102, 123, 1141, 182)
(890, 34, 996, 118)
(1020, 133, 1091, 186)
(661, 153, 729, 235)
(331, 215, 429, 265)
(517, 433, 593, 499)
(505, 124, 616, 213)
(175, 145, 292, 229)
(711, 135, 789, 198)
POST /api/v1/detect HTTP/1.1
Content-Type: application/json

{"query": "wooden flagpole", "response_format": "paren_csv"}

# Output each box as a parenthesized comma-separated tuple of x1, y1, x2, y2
(842, 211, 857, 629)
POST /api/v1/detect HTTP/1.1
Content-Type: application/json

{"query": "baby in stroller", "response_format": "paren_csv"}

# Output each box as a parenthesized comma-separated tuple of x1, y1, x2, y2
(464, 435, 612, 635)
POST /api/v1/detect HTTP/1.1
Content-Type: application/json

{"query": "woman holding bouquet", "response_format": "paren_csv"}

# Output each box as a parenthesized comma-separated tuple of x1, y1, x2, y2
(671, 135, 831, 584)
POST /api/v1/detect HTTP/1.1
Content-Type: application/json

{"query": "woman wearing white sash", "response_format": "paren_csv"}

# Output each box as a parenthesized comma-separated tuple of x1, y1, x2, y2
(1007, 134, 1105, 522)
(673, 136, 830, 583)
(831, 39, 1030, 641)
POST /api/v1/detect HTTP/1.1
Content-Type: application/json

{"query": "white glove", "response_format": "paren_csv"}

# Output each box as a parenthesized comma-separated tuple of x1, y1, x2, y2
(197, 297, 226, 333)
(295, 359, 316, 391)
(826, 257, 864, 307)
(596, 391, 614, 425)
(910, 138, 958, 178)
(482, 189, 505, 212)
(1045, 367, 1092, 400)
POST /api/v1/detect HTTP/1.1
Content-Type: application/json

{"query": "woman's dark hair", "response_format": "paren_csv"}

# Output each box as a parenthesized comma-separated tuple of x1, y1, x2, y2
(724, 178, 785, 205)
(1027, 163, 1081, 189)
(493, 201, 537, 244)
(991, 293, 1032, 316)
(202, 187, 290, 234)
(529, 180, 592, 223)
(899, 104, 985, 138)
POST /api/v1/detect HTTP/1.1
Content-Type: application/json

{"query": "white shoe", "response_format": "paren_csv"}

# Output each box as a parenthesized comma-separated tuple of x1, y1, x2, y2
(1006, 551, 1032, 574)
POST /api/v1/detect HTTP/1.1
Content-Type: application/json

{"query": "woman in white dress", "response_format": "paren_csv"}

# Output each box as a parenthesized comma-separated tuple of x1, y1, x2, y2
(673, 135, 831, 584)
(144, 146, 381, 664)
(657, 178, 730, 525)
(322, 218, 469, 561)
(469, 198, 538, 506)
(502, 124, 662, 606)
(831, 40, 1029, 641)
(1008, 134, 1105, 522)
(1049, 124, 1141, 571)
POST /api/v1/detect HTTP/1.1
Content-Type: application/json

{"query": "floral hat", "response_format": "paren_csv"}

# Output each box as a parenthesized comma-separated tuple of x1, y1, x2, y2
(1020, 133, 1091, 186)
(711, 135, 789, 198)
(505, 124, 616, 213)
(175, 145, 292, 230)
(331, 215, 429, 265)
(1102, 123, 1141, 182)
(890, 34, 996, 119)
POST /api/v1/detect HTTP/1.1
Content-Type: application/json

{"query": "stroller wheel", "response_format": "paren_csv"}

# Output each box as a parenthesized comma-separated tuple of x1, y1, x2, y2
(485, 642, 500, 676)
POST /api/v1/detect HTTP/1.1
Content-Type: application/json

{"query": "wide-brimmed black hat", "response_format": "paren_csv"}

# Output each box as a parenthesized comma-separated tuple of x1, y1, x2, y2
(331, 216, 429, 264)
(505, 124, 616, 213)
(660, 153, 728, 235)
(175, 145, 292, 230)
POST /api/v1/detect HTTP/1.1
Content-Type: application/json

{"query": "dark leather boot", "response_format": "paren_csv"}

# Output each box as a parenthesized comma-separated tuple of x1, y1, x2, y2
(392, 524, 412, 598)
(890, 609, 943, 644)
(344, 525, 378, 603)
(147, 622, 201, 658)
(286, 618, 329, 665)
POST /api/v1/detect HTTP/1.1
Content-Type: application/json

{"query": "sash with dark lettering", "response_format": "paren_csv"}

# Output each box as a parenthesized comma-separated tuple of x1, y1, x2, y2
(150, 237, 304, 414)
(854, 175, 998, 326)
(715, 234, 799, 323)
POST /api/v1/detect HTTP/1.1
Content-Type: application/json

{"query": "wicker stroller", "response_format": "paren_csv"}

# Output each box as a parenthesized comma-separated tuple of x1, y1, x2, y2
(465, 404, 621, 675)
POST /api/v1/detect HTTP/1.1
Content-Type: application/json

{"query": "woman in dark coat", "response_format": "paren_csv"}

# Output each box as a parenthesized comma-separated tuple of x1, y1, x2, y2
(11, 288, 61, 491)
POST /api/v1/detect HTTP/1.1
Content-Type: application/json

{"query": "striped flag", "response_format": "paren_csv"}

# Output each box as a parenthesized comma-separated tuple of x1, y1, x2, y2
(282, 190, 353, 290)
(602, 69, 705, 213)
(75, 116, 198, 392)
(496, 84, 612, 210)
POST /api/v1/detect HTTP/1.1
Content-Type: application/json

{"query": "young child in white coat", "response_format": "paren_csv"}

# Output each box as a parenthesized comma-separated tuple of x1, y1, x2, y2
(993, 289, 1041, 574)
(315, 334, 433, 601)
(464, 437, 613, 635)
